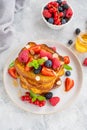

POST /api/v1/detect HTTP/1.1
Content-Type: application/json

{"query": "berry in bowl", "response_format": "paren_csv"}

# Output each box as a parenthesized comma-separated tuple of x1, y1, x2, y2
(42, 0, 73, 30)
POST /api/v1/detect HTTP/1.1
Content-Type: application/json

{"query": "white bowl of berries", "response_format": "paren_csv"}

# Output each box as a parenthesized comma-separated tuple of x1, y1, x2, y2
(42, 0, 73, 30)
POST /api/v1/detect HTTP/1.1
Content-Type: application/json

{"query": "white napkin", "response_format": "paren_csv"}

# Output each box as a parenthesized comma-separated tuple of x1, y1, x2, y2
(0, 0, 26, 52)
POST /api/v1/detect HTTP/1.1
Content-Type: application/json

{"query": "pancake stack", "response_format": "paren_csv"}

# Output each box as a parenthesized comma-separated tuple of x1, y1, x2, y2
(14, 42, 65, 94)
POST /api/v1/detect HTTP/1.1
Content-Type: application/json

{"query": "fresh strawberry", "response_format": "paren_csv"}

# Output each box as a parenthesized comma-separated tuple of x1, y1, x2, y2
(83, 58, 87, 66)
(40, 49, 52, 59)
(18, 49, 29, 63)
(41, 66, 56, 76)
(43, 9, 52, 18)
(8, 66, 17, 79)
(64, 56, 70, 64)
(52, 58, 61, 69)
(49, 97, 60, 106)
(65, 78, 74, 91)
(29, 45, 41, 54)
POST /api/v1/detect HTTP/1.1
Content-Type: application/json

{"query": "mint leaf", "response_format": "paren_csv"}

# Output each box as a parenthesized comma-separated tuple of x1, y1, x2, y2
(64, 64, 72, 70)
(38, 58, 45, 65)
(37, 96, 46, 101)
(28, 62, 33, 67)
(9, 61, 14, 68)
(30, 90, 37, 98)
(28, 60, 39, 69)
(32, 97, 37, 102)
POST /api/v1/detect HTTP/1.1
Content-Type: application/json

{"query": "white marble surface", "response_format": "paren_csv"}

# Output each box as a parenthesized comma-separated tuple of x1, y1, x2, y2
(0, 0, 87, 130)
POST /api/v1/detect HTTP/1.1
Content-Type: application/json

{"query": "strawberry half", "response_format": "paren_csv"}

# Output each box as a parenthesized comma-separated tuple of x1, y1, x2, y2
(8, 66, 17, 79)
(29, 45, 41, 54)
(64, 56, 70, 64)
(65, 78, 74, 91)
(83, 58, 87, 66)
(49, 97, 60, 106)
(41, 66, 56, 76)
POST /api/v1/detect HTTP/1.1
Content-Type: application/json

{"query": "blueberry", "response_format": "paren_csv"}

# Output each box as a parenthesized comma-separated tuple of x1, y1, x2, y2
(65, 71, 71, 76)
(63, 4, 69, 9)
(75, 28, 81, 35)
(45, 60, 52, 68)
(33, 66, 42, 74)
(48, 18, 54, 24)
(61, 18, 66, 24)
(57, 0, 62, 4)
(58, 6, 63, 12)
(44, 92, 53, 100)
(68, 40, 73, 45)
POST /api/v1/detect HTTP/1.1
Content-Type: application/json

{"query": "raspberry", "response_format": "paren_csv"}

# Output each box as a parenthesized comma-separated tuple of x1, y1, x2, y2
(83, 58, 87, 66)
(43, 9, 52, 18)
(49, 8, 57, 13)
(54, 19, 61, 25)
(18, 49, 29, 63)
(53, 2, 59, 8)
(47, 3, 53, 9)
(66, 8, 73, 18)
(49, 97, 60, 106)
(46, 52, 52, 59)
(40, 50, 52, 59)
(52, 58, 61, 69)
(51, 47, 56, 51)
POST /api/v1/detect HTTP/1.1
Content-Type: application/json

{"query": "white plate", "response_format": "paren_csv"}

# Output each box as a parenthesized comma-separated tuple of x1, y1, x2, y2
(3, 40, 83, 114)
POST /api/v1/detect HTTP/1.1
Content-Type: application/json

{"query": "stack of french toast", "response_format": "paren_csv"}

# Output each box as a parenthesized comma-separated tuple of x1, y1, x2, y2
(14, 42, 65, 94)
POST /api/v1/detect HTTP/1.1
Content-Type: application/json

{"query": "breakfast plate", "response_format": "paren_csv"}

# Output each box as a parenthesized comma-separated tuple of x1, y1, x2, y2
(3, 40, 83, 114)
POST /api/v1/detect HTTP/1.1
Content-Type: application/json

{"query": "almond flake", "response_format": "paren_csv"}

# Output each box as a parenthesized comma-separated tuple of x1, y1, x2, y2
(25, 44, 30, 49)
(35, 76, 40, 81)
(52, 53, 58, 58)
(56, 80, 62, 86)
(42, 57, 48, 61)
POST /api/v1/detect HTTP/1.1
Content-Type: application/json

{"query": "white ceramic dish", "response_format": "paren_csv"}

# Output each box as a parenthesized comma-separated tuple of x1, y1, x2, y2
(3, 40, 83, 114)
(41, 1, 74, 30)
